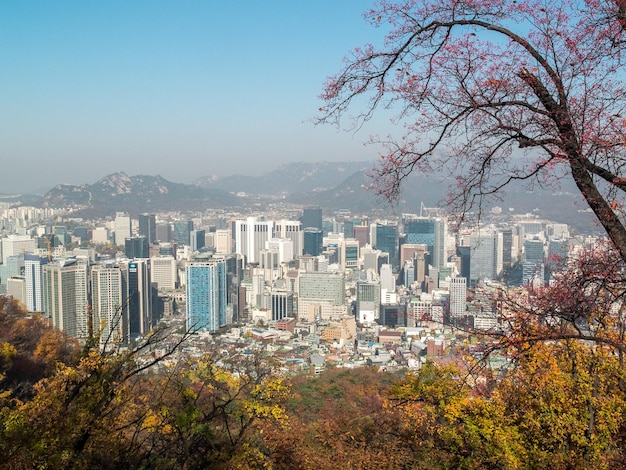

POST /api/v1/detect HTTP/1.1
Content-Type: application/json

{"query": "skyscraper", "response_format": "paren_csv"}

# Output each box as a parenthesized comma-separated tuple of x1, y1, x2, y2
(214, 229, 232, 254)
(24, 254, 47, 313)
(274, 220, 303, 256)
(298, 271, 346, 321)
(469, 229, 502, 285)
(128, 259, 153, 339)
(403, 216, 448, 269)
(449, 276, 467, 319)
(190, 229, 206, 252)
(340, 238, 360, 270)
(234, 217, 273, 264)
(301, 207, 322, 231)
(356, 280, 381, 323)
(303, 228, 323, 256)
(114, 212, 132, 247)
(186, 259, 227, 332)
(172, 220, 194, 247)
(43, 259, 90, 340)
(125, 236, 150, 259)
(271, 289, 294, 321)
(138, 214, 157, 244)
(375, 223, 398, 269)
(91, 263, 129, 345)
(150, 256, 178, 290)
(1, 235, 36, 264)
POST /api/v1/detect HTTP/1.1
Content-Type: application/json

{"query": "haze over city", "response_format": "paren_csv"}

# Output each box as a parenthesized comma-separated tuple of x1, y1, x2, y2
(0, 1, 390, 194)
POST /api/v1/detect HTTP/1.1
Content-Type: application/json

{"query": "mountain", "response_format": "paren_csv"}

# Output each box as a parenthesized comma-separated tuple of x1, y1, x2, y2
(288, 169, 600, 234)
(40, 172, 239, 217)
(33, 163, 599, 234)
(193, 161, 371, 194)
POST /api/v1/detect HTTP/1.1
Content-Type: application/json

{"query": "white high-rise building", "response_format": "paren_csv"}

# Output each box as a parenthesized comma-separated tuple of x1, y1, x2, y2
(274, 220, 303, 256)
(380, 264, 395, 293)
(43, 259, 90, 340)
(24, 254, 47, 313)
(215, 229, 232, 254)
(266, 238, 294, 263)
(298, 271, 346, 321)
(91, 263, 129, 345)
(114, 212, 132, 247)
(449, 276, 467, 319)
(150, 256, 178, 290)
(1, 235, 36, 264)
(235, 217, 273, 264)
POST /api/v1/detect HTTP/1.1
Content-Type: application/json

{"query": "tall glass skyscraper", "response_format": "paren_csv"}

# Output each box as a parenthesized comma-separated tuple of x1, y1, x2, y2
(173, 220, 194, 247)
(375, 223, 398, 269)
(186, 259, 227, 332)
(138, 214, 157, 244)
(404, 216, 447, 269)
(303, 228, 323, 256)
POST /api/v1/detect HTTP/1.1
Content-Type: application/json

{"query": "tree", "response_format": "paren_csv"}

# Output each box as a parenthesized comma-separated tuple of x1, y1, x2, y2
(319, 0, 626, 262)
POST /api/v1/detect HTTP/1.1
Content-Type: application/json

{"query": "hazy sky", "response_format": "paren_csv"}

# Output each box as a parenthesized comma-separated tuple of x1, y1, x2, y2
(0, 1, 391, 194)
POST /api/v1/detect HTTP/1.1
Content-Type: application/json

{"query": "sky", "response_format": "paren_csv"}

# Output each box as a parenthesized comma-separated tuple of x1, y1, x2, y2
(0, 1, 392, 194)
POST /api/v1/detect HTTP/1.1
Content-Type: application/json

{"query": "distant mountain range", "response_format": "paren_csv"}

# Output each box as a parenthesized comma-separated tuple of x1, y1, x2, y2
(39, 172, 238, 218)
(0, 161, 600, 234)
(193, 161, 371, 194)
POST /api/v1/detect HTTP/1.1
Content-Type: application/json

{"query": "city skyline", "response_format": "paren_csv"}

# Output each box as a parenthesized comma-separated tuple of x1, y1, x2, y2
(0, 1, 392, 194)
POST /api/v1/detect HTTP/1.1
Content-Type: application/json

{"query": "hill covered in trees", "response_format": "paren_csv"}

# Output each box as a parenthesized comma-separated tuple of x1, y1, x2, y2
(3, 245, 626, 469)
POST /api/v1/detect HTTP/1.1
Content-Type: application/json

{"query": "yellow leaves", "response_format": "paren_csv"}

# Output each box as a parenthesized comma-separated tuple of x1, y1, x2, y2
(244, 377, 290, 424)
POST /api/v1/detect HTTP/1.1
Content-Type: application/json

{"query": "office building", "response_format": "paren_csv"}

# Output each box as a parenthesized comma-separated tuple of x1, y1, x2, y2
(128, 259, 153, 339)
(91, 263, 129, 345)
(274, 220, 303, 256)
(234, 217, 273, 264)
(43, 259, 90, 340)
(302, 207, 322, 231)
(266, 238, 294, 263)
(375, 223, 398, 269)
(173, 220, 194, 247)
(186, 259, 227, 332)
(125, 236, 150, 259)
(156, 222, 172, 243)
(380, 264, 395, 292)
(215, 229, 232, 254)
(1, 235, 36, 264)
(340, 238, 360, 270)
(6, 276, 26, 307)
(298, 271, 346, 321)
(190, 229, 206, 252)
(114, 212, 132, 247)
(24, 254, 47, 313)
(469, 229, 502, 285)
(150, 256, 178, 290)
(271, 290, 294, 321)
(449, 276, 467, 319)
(92, 227, 109, 244)
(303, 228, 323, 256)
(138, 214, 157, 244)
(353, 224, 369, 247)
(356, 280, 381, 323)
(403, 216, 448, 269)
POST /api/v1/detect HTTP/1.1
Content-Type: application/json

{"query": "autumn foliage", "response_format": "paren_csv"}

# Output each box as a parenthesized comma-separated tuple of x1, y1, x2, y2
(3, 251, 626, 469)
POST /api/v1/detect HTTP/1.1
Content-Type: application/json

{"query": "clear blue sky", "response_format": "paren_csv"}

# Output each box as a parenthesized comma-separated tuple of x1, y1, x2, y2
(0, 1, 389, 193)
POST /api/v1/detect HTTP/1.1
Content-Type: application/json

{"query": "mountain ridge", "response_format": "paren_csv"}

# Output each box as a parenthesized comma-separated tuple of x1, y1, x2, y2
(1, 162, 600, 234)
